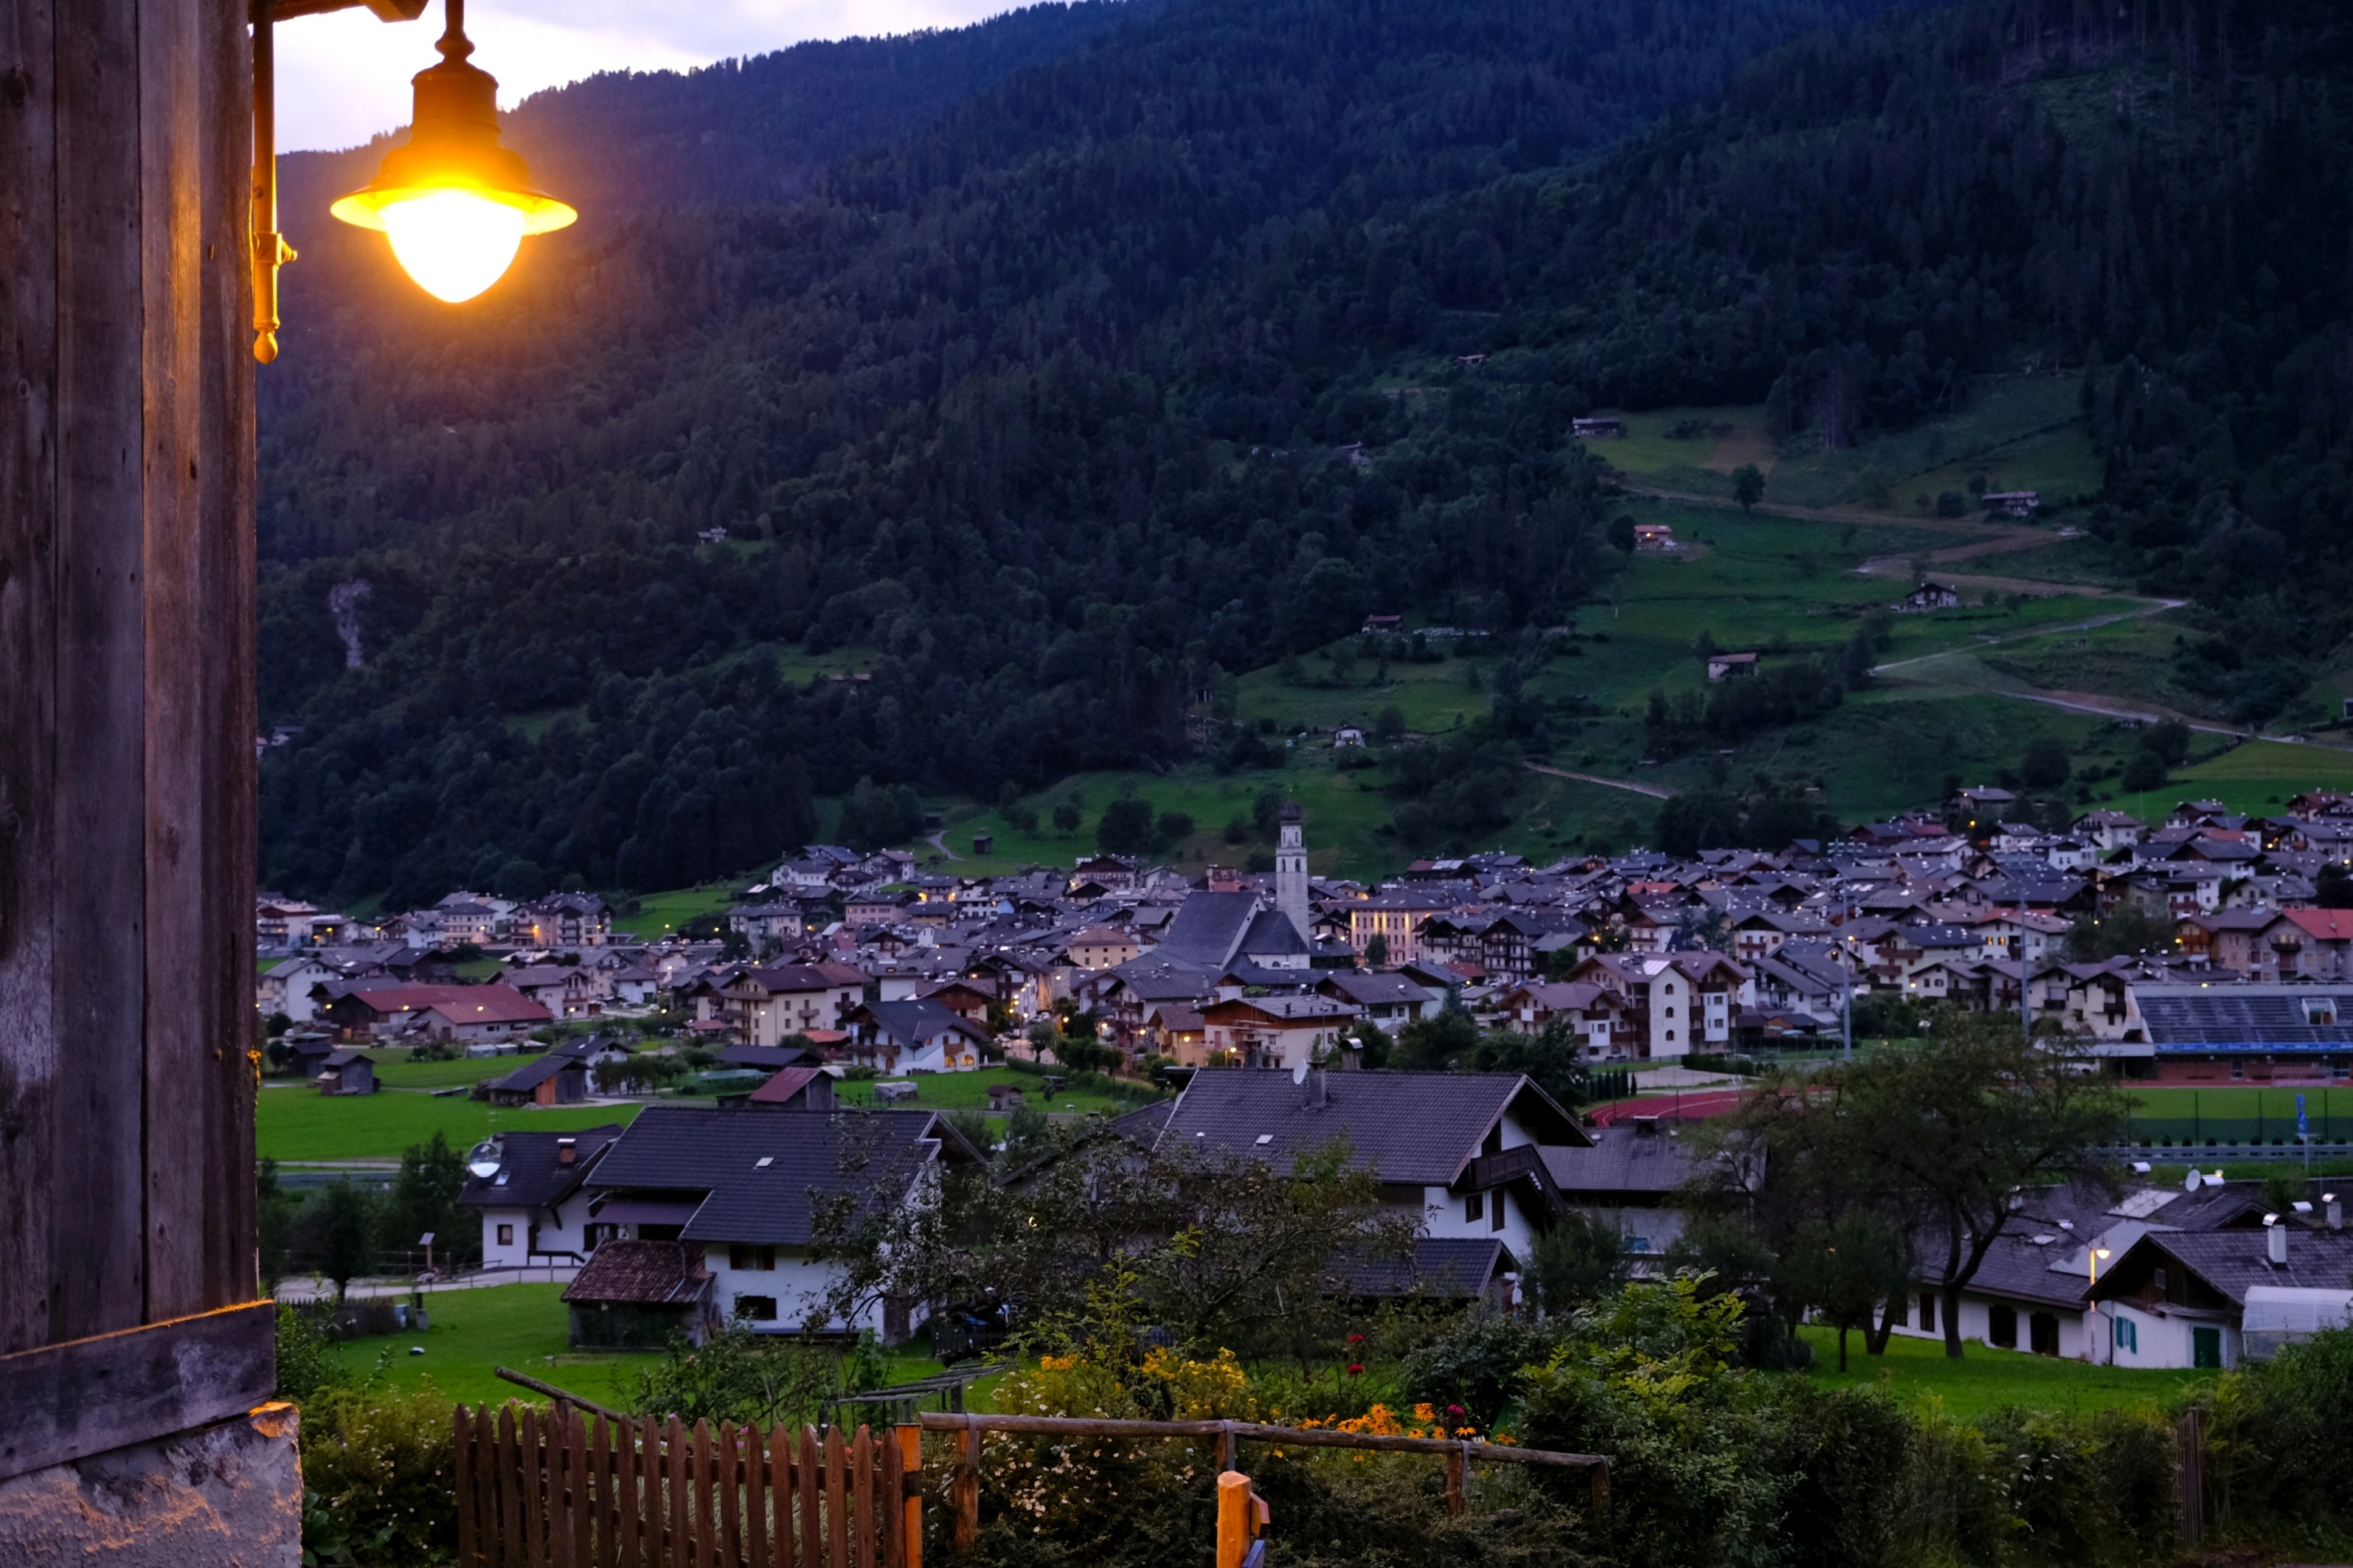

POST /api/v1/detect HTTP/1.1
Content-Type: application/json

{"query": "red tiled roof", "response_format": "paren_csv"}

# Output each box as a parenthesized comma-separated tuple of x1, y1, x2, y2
(339, 984, 550, 1024)
(2280, 908, 2353, 942)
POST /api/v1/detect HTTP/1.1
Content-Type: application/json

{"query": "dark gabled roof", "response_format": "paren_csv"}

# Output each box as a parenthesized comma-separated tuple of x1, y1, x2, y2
(1157, 892, 1262, 968)
(746, 1066, 828, 1104)
(1109, 1099, 1176, 1148)
(585, 1106, 975, 1246)
(1341, 1238, 1513, 1300)
(1541, 1126, 1698, 1198)
(1238, 907, 1310, 957)
(1106, 955, 1218, 1001)
(722, 1043, 821, 1071)
(2115, 1229, 2353, 1307)
(488, 1052, 589, 1093)
(1155, 1069, 1589, 1185)
(458, 1125, 626, 1211)
(859, 998, 988, 1046)
(1318, 971, 1437, 1007)
(561, 1240, 709, 1306)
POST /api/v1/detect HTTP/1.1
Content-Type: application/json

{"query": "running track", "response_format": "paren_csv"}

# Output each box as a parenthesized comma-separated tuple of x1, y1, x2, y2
(1587, 1089, 1748, 1125)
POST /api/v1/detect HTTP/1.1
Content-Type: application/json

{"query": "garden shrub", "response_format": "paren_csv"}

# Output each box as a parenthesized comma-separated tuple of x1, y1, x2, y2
(298, 1383, 461, 1567)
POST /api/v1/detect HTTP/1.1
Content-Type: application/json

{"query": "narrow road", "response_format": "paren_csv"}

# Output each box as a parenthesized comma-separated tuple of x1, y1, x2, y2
(923, 831, 962, 861)
(1528, 762, 1673, 799)
(1614, 479, 2043, 539)
(1869, 597, 2186, 675)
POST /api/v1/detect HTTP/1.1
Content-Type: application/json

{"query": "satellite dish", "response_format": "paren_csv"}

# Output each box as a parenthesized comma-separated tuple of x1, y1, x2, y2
(465, 1137, 503, 1179)
(1291, 1058, 1309, 1086)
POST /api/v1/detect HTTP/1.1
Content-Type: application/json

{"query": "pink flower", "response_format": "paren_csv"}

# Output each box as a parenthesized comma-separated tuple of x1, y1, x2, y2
(1347, 1363, 1365, 1376)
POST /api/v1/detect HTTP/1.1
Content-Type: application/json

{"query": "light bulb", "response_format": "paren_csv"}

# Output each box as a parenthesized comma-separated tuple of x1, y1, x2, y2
(380, 190, 527, 304)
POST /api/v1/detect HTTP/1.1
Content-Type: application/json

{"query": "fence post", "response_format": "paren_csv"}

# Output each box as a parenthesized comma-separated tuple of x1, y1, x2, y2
(1216, 1472, 1252, 1568)
(2177, 1408, 2204, 1547)
(895, 1424, 923, 1568)
(1589, 1460, 1609, 1520)
(1216, 1420, 1236, 1475)
(952, 1413, 981, 1555)
(1444, 1442, 1466, 1518)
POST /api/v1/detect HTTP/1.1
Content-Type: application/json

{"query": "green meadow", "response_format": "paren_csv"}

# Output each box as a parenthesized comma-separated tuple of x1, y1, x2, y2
(258, 1081, 642, 1163)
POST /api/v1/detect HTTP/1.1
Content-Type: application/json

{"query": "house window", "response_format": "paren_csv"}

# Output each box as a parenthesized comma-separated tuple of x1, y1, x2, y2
(733, 1294, 779, 1323)
(496, 1224, 514, 1246)
(1988, 1305, 2017, 1349)
(1465, 1193, 1483, 1223)
(2114, 1317, 2138, 1354)
(1491, 1193, 1506, 1232)
(2029, 1313, 2060, 1356)
(730, 1244, 777, 1271)
(1919, 1291, 1938, 1333)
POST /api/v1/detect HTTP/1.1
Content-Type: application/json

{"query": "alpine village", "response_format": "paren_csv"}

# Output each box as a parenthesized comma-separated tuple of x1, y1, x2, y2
(10, 0, 2353, 1566)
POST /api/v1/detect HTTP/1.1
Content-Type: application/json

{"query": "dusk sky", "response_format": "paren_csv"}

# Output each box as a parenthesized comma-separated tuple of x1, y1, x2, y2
(276, 0, 1018, 150)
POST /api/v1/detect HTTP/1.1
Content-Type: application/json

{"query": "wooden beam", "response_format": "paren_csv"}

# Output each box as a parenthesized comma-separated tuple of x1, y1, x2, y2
(0, 1299, 276, 1481)
(0, 0, 61, 1361)
(0, 0, 258, 1398)
(52, 0, 150, 1348)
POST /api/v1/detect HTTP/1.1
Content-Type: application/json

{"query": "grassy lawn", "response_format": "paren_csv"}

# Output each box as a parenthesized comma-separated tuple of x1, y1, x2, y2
(326, 1282, 950, 1412)
(367, 1049, 533, 1091)
(2127, 1084, 2353, 1146)
(258, 1082, 642, 1162)
(1588, 375, 2101, 512)
(834, 1065, 1157, 1117)
(2163, 738, 2353, 817)
(1792, 1325, 2197, 1419)
(614, 882, 744, 940)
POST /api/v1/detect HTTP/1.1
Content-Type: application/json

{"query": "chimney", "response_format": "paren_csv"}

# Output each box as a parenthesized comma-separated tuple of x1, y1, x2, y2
(1306, 1065, 1328, 1110)
(557, 1137, 577, 1165)
(2329, 1193, 2343, 1231)
(2267, 1216, 2288, 1267)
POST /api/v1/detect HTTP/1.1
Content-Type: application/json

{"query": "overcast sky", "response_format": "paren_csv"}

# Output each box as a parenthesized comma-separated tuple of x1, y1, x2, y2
(277, 0, 1016, 151)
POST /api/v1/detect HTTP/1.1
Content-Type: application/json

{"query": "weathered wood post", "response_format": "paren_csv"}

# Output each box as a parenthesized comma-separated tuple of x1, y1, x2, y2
(0, 0, 274, 1555)
(895, 1423, 924, 1568)
(1215, 1470, 1268, 1568)
(952, 1412, 981, 1554)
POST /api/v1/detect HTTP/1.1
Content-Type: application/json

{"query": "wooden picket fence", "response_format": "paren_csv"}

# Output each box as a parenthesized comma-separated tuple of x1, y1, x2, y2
(451, 1403, 923, 1568)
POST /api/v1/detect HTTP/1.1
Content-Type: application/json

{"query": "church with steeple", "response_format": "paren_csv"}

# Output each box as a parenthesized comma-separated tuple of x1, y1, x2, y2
(1144, 799, 1317, 976)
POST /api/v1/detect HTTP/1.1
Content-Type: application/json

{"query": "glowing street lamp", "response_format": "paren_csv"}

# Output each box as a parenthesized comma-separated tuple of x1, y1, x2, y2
(251, 0, 576, 361)
(330, 0, 576, 302)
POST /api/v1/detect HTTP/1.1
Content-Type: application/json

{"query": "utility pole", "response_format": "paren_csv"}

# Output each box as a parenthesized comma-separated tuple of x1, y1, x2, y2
(1841, 883, 1855, 1063)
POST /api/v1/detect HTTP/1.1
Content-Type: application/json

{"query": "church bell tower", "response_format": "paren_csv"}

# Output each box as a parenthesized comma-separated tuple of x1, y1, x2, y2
(1276, 799, 1310, 942)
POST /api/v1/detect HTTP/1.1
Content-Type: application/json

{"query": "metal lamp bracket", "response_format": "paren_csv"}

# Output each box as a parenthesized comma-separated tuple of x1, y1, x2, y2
(249, 0, 433, 362)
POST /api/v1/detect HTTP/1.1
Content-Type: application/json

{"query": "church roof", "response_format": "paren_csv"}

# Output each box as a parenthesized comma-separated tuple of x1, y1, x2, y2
(1239, 907, 1310, 957)
(1158, 891, 1261, 968)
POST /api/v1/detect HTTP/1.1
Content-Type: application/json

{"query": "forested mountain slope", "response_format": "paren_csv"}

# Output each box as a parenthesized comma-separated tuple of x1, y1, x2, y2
(256, 0, 2352, 906)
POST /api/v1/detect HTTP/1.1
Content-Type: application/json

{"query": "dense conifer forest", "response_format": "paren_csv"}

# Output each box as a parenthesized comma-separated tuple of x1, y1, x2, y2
(255, 0, 2353, 906)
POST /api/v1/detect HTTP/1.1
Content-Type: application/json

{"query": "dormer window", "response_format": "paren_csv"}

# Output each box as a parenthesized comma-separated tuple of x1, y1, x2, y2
(2309, 1000, 2338, 1027)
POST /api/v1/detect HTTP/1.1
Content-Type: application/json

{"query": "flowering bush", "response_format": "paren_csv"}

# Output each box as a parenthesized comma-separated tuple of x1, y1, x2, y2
(297, 1383, 460, 1566)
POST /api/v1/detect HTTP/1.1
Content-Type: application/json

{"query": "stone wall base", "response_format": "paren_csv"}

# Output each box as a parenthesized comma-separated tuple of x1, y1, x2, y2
(0, 1403, 301, 1567)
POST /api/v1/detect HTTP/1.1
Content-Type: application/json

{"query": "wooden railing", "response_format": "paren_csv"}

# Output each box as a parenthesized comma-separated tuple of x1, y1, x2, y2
(455, 1401, 1609, 1565)
(915, 1410, 1609, 1553)
(451, 1404, 921, 1568)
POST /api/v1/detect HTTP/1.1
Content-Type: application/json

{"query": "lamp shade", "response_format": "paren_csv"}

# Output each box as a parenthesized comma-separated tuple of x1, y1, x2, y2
(330, 32, 573, 303)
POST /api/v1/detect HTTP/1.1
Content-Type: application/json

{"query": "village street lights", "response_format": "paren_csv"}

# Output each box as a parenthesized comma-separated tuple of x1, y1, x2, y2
(252, 0, 578, 359)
